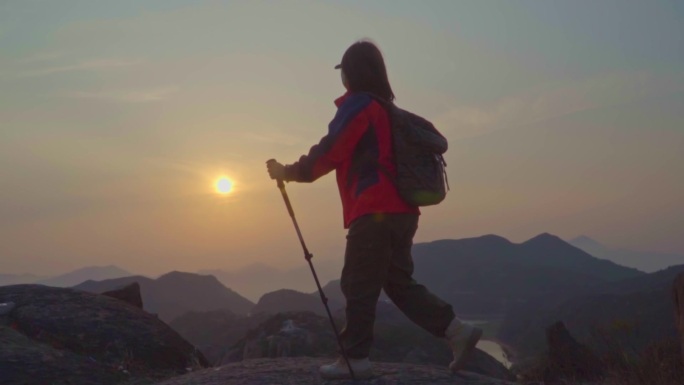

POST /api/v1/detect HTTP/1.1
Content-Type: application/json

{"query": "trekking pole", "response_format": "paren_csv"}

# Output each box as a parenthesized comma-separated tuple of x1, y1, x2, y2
(271, 175, 356, 381)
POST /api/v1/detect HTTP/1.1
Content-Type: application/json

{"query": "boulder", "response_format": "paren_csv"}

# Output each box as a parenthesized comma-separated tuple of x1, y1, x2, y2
(0, 284, 209, 385)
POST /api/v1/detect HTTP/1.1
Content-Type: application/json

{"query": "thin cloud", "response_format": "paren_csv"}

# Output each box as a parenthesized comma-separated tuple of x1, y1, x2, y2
(62, 86, 178, 103)
(435, 71, 684, 140)
(17, 51, 64, 64)
(16, 58, 141, 78)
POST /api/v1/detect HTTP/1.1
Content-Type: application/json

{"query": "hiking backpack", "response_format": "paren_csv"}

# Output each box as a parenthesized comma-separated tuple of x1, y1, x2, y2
(374, 97, 449, 206)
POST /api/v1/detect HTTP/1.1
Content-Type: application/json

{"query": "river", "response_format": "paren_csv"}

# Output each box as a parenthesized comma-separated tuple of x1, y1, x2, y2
(476, 340, 511, 368)
(463, 318, 512, 368)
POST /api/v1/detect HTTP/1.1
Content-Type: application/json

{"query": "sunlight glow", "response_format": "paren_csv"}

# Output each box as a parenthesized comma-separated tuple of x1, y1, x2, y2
(215, 177, 233, 194)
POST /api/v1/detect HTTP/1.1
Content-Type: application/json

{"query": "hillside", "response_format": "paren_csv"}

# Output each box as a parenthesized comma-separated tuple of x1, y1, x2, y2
(251, 289, 344, 317)
(498, 264, 684, 361)
(73, 271, 254, 322)
(570, 235, 684, 273)
(200, 259, 341, 302)
(410, 233, 643, 317)
(169, 309, 274, 366)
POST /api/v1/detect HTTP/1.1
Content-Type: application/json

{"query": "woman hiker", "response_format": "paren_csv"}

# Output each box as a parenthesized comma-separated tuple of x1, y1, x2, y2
(266, 39, 482, 380)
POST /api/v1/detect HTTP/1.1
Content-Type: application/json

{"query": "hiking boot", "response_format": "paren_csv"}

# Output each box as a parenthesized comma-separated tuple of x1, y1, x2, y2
(444, 319, 483, 373)
(319, 356, 374, 380)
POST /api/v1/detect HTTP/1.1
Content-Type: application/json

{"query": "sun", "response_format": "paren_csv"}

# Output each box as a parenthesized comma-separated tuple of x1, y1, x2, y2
(215, 177, 233, 194)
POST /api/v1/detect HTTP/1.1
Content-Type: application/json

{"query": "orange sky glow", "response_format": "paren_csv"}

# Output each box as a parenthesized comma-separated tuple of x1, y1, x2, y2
(1, 1, 683, 277)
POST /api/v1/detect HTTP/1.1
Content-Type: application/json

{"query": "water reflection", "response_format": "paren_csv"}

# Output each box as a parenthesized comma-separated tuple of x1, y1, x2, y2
(463, 319, 511, 369)
(476, 339, 511, 368)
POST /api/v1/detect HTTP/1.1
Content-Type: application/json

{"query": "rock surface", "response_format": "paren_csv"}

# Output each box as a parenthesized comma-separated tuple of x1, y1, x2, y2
(219, 311, 513, 381)
(0, 284, 209, 385)
(153, 357, 517, 385)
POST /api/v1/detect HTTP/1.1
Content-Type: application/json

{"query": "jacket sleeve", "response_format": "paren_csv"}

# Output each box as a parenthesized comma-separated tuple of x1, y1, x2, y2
(285, 94, 373, 182)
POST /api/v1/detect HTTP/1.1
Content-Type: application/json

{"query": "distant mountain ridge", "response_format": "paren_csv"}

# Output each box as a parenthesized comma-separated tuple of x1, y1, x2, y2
(16, 232, 671, 377)
(210, 233, 644, 320)
(0, 273, 44, 286)
(200, 259, 341, 302)
(10, 233, 649, 330)
(73, 271, 254, 322)
(569, 235, 683, 273)
(0, 265, 130, 288)
(38, 265, 132, 287)
(410, 233, 643, 317)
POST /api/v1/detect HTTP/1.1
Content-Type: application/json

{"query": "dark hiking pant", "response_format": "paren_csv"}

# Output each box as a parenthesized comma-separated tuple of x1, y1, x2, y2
(339, 213, 456, 359)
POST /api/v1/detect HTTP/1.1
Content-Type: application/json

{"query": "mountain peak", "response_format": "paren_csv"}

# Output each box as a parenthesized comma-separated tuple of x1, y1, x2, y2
(572, 235, 596, 243)
(156, 271, 228, 289)
(569, 235, 606, 250)
(524, 232, 565, 245)
(432, 234, 513, 247)
(477, 234, 512, 244)
(258, 288, 305, 299)
(157, 270, 212, 280)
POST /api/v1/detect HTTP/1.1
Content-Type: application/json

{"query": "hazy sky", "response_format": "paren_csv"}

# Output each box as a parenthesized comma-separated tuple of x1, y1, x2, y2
(1, 0, 683, 276)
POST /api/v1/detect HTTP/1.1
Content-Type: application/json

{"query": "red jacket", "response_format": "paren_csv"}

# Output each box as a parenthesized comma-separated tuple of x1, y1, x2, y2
(284, 92, 419, 228)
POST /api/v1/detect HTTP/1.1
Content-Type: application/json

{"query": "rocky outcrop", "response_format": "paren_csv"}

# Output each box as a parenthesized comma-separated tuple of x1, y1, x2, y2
(222, 312, 335, 363)
(543, 321, 603, 383)
(0, 284, 209, 385)
(674, 272, 684, 368)
(153, 357, 517, 385)
(102, 282, 143, 309)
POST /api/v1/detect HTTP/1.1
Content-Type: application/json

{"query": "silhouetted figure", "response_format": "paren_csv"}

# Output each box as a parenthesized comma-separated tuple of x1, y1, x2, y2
(267, 40, 481, 380)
